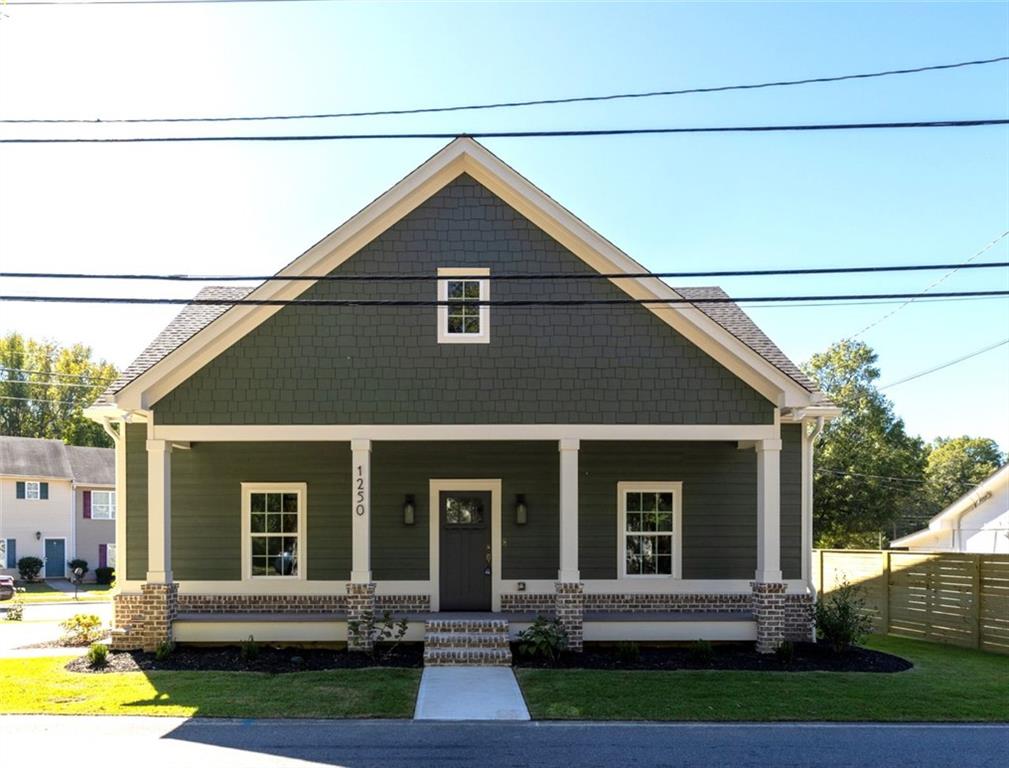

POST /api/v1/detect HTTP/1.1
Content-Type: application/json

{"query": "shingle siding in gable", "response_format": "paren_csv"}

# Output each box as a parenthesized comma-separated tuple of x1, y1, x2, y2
(153, 175, 774, 425)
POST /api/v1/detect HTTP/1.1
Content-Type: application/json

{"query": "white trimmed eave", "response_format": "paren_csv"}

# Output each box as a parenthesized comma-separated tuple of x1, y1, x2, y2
(109, 137, 816, 412)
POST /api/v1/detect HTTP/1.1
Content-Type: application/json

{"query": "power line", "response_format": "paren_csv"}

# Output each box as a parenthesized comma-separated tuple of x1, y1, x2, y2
(848, 230, 1009, 338)
(0, 395, 77, 406)
(815, 467, 976, 488)
(2, 119, 1007, 144)
(879, 338, 1009, 390)
(2, 289, 1008, 308)
(0, 378, 110, 389)
(0, 366, 114, 380)
(3, 260, 1006, 283)
(4, 56, 1006, 124)
(4, 0, 333, 5)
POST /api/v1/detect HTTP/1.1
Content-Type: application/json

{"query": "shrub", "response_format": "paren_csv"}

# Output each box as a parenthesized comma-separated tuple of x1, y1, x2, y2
(615, 641, 640, 663)
(689, 639, 714, 664)
(240, 635, 260, 661)
(775, 640, 795, 664)
(17, 556, 43, 582)
(154, 640, 175, 661)
(346, 610, 410, 658)
(68, 559, 89, 580)
(86, 642, 109, 668)
(94, 567, 115, 585)
(815, 578, 874, 654)
(59, 613, 104, 646)
(517, 616, 568, 663)
(5, 588, 25, 621)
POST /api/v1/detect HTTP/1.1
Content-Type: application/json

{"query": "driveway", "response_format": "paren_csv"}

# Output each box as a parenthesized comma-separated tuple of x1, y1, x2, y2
(0, 717, 1005, 767)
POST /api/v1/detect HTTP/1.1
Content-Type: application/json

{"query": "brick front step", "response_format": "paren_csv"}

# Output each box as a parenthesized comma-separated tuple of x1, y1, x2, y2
(425, 631, 510, 649)
(424, 619, 510, 634)
(423, 647, 513, 666)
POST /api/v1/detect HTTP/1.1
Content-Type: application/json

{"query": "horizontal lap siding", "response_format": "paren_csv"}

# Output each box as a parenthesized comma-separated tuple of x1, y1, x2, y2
(371, 441, 558, 580)
(780, 424, 802, 580)
(125, 423, 148, 581)
(169, 442, 351, 581)
(152, 175, 774, 427)
(580, 440, 800, 580)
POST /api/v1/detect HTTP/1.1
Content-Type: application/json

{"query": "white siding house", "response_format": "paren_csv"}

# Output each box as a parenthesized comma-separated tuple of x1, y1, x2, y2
(891, 465, 1009, 554)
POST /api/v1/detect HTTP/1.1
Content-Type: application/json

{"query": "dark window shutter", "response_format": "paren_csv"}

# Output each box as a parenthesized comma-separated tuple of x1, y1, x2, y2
(40, 482, 49, 500)
(16, 482, 25, 499)
(83, 491, 92, 519)
(5, 539, 15, 568)
(98, 544, 107, 569)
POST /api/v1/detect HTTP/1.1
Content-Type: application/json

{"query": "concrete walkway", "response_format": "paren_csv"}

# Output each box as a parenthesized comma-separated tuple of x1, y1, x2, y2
(414, 667, 530, 720)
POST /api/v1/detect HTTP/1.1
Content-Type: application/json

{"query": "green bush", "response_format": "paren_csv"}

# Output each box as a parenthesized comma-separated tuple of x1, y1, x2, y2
(154, 640, 175, 661)
(59, 613, 104, 646)
(240, 635, 260, 661)
(94, 567, 115, 585)
(86, 642, 109, 668)
(17, 556, 43, 582)
(689, 639, 714, 664)
(517, 616, 568, 663)
(5, 588, 25, 621)
(615, 641, 640, 663)
(815, 578, 874, 654)
(775, 640, 795, 664)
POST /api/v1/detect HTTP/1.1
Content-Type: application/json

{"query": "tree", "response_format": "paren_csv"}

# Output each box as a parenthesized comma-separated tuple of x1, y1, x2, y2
(0, 333, 118, 447)
(803, 340, 927, 548)
(923, 436, 1005, 512)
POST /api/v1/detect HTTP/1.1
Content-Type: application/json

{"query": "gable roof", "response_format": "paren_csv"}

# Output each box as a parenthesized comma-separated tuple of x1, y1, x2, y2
(96, 284, 816, 404)
(0, 436, 113, 485)
(91, 137, 827, 413)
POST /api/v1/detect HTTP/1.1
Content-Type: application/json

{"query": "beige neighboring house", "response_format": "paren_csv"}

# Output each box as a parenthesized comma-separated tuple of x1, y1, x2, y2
(0, 436, 116, 581)
(892, 464, 1009, 554)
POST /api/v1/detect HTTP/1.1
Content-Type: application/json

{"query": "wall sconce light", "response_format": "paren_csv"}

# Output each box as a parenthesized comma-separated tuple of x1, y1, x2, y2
(35, 531, 41, 541)
(515, 495, 528, 525)
(403, 495, 416, 526)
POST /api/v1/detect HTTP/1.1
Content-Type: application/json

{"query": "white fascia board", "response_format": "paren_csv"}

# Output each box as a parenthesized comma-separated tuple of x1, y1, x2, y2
(111, 137, 814, 411)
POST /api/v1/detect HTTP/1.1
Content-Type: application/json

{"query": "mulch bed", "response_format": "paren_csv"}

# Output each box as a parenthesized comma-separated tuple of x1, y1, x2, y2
(66, 643, 424, 674)
(513, 642, 912, 673)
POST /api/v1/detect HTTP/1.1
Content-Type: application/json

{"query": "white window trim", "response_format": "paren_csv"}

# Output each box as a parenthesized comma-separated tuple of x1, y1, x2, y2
(25, 481, 41, 500)
(106, 542, 117, 569)
(616, 481, 683, 579)
(240, 482, 308, 581)
(437, 267, 490, 344)
(91, 490, 116, 520)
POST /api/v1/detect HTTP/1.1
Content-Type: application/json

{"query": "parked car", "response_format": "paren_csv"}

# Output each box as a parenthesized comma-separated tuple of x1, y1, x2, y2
(0, 575, 14, 601)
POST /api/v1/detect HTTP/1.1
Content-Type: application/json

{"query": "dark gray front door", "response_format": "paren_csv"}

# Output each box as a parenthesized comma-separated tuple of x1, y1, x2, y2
(44, 538, 65, 578)
(439, 491, 492, 611)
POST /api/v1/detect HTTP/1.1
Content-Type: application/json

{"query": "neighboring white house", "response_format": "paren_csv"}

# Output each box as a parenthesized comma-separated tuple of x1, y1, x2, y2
(891, 464, 1009, 554)
(0, 436, 116, 580)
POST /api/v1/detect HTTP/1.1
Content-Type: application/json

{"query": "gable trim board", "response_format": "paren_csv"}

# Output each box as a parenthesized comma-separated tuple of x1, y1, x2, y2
(93, 138, 820, 416)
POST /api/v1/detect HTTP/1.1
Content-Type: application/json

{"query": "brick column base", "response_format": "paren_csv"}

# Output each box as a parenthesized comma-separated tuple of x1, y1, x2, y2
(346, 582, 377, 652)
(784, 593, 816, 642)
(110, 583, 178, 652)
(555, 581, 584, 652)
(751, 581, 786, 654)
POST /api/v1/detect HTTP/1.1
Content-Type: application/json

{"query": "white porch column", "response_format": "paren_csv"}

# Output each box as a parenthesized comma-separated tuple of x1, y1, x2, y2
(755, 438, 783, 583)
(145, 439, 172, 584)
(350, 439, 372, 583)
(558, 438, 580, 582)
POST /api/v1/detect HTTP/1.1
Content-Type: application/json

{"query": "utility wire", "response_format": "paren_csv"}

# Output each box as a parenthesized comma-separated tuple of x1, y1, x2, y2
(879, 338, 1009, 390)
(848, 230, 1009, 338)
(814, 467, 976, 488)
(5, 0, 333, 5)
(2, 119, 1007, 144)
(0, 395, 78, 405)
(3, 261, 1005, 283)
(0, 378, 111, 389)
(4, 56, 1006, 124)
(2, 290, 1008, 308)
(0, 366, 113, 379)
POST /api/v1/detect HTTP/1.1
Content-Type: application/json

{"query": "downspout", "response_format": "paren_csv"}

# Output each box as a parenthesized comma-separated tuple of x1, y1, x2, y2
(100, 417, 121, 446)
(806, 416, 825, 596)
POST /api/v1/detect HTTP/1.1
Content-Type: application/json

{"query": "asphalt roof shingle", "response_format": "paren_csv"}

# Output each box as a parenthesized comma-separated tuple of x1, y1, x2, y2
(0, 436, 113, 485)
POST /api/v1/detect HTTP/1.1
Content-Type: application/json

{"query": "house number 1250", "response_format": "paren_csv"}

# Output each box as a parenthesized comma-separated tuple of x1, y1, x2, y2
(355, 465, 367, 517)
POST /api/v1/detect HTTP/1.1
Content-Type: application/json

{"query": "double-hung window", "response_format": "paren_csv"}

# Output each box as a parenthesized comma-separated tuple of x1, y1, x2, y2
(17, 481, 47, 500)
(617, 482, 682, 578)
(437, 267, 490, 343)
(241, 483, 306, 579)
(91, 491, 116, 520)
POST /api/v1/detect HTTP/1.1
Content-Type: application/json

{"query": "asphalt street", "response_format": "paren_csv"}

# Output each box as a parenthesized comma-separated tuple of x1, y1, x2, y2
(0, 716, 1005, 767)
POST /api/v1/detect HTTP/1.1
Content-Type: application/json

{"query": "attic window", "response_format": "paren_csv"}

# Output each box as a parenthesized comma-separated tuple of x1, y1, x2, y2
(437, 268, 490, 344)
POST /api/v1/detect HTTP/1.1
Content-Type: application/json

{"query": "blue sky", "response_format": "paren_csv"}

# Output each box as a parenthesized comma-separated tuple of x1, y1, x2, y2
(0, 1, 1007, 446)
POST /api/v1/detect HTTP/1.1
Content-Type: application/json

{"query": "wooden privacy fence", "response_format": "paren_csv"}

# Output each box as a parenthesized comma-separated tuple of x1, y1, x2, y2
(813, 549, 1009, 655)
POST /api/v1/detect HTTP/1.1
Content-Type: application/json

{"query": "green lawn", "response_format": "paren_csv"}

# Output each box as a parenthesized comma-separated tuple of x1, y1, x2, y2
(0, 656, 421, 718)
(516, 635, 1009, 722)
(13, 582, 115, 604)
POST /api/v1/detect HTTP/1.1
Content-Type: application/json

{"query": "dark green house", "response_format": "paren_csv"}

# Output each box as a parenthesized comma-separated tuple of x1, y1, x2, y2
(87, 138, 837, 662)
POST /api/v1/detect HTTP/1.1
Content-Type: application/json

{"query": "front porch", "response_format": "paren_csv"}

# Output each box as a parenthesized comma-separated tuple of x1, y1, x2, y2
(112, 422, 816, 656)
